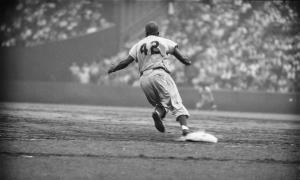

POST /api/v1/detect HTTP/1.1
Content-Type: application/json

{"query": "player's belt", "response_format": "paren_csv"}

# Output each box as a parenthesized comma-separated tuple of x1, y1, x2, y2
(140, 67, 169, 76)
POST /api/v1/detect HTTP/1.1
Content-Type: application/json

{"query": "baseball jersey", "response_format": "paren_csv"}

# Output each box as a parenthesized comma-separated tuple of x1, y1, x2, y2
(129, 35, 178, 74)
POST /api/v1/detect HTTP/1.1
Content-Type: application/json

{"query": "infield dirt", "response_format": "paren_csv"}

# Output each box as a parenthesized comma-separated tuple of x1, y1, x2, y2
(0, 102, 299, 180)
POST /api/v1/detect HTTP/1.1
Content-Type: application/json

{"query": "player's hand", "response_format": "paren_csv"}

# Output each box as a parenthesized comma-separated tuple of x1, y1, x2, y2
(185, 60, 192, 66)
(107, 66, 115, 74)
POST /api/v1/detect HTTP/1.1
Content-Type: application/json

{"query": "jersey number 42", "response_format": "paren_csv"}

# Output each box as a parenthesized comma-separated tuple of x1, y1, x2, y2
(140, 41, 161, 55)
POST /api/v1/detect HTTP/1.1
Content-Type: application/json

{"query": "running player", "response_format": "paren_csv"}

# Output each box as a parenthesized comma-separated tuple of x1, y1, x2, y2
(193, 81, 217, 110)
(108, 21, 192, 136)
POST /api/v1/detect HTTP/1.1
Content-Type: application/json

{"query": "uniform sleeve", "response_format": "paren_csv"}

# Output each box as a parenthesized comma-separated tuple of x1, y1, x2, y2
(129, 44, 138, 62)
(165, 38, 178, 54)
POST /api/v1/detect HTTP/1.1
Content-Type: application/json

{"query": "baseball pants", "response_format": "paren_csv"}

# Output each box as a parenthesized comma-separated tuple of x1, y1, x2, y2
(140, 69, 189, 118)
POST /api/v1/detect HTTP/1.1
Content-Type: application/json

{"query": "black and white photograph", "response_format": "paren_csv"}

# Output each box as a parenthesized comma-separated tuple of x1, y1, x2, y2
(0, 0, 299, 179)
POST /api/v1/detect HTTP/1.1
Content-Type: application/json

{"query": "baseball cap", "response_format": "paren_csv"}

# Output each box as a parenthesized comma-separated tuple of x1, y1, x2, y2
(145, 21, 159, 36)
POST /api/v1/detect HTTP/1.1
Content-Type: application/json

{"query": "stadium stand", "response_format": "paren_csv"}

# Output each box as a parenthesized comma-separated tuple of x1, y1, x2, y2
(0, 0, 113, 47)
(75, 0, 299, 93)
(161, 1, 300, 93)
(0, 0, 299, 93)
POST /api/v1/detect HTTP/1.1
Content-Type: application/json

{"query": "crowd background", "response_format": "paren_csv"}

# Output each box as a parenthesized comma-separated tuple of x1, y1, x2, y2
(0, 0, 113, 47)
(162, 0, 300, 93)
(70, 0, 300, 93)
(1, 0, 299, 93)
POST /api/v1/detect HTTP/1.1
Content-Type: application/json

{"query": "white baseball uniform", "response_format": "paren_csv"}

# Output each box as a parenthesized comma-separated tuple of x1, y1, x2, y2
(129, 35, 189, 118)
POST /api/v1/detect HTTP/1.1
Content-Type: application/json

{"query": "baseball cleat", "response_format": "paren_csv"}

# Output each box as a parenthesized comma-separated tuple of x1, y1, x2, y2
(152, 111, 165, 133)
(182, 129, 190, 136)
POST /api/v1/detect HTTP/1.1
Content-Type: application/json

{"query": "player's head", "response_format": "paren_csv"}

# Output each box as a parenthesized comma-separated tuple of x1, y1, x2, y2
(145, 21, 159, 37)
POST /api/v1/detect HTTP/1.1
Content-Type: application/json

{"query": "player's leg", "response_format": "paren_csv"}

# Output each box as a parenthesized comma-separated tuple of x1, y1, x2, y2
(204, 86, 217, 110)
(176, 115, 189, 136)
(153, 72, 190, 135)
(151, 104, 167, 132)
(154, 104, 167, 119)
(196, 95, 205, 109)
(140, 75, 166, 133)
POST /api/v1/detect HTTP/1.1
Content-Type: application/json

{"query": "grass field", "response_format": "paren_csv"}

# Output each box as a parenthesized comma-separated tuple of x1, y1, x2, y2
(0, 102, 299, 180)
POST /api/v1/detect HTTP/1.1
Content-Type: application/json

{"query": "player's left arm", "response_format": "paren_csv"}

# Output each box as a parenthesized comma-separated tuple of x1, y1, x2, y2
(172, 46, 192, 66)
(165, 39, 191, 66)
(107, 55, 135, 74)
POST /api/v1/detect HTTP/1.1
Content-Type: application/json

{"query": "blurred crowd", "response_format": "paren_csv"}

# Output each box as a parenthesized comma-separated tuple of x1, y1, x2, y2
(0, 0, 113, 47)
(69, 51, 141, 87)
(161, 0, 300, 93)
(1, 0, 299, 93)
(76, 0, 299, 93)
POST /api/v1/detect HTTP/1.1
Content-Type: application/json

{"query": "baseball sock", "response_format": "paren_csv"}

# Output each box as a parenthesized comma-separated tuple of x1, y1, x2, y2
(176, 115, 189, 130)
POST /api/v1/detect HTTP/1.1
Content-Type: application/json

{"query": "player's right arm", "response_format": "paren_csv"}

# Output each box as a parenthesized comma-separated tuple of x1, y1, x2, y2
(172, 47, 192, 66)
(107, 43, 139, 74)
(107, 55, 135, 74)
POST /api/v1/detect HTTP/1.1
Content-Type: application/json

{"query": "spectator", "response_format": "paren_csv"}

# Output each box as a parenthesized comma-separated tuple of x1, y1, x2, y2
(67, 0, 299, 93)
(0, 0, 113, 47)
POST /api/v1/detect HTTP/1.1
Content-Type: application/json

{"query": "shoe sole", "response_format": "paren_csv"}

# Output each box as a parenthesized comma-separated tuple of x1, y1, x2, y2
(152, 111, 165, 133)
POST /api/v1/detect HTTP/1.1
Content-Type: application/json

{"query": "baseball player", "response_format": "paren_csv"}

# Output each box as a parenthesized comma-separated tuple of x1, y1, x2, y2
(194, 81, 217, 110)
(108, 21, 192, 136)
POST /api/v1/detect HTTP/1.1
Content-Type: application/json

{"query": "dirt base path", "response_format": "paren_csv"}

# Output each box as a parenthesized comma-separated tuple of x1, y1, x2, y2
(0, 102, 299, 180)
